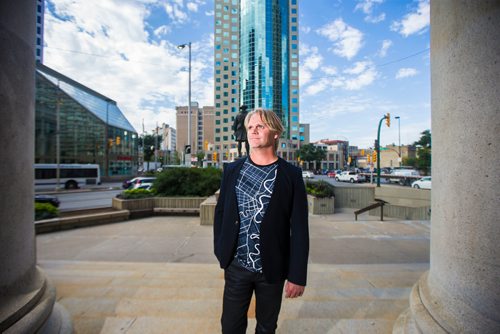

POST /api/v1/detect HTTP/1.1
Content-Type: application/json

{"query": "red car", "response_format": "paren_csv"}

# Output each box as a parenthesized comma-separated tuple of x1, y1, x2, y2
(327, 171, 336, 178)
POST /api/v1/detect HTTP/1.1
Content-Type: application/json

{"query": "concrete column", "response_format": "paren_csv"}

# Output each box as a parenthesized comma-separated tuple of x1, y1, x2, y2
(394, 1, 500, 333)
(0, 2, 71, 333)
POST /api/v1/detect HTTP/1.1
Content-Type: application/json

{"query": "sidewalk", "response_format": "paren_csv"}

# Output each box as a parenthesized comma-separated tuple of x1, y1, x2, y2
(37, 211, 430, 333)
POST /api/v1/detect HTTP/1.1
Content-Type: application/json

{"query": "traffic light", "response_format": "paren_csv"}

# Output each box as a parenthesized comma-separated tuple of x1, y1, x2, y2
(107, 138, 113, 148)
(367, 154, 371, 163)
(116, 136, 121, 145)
(204, 140, 208, 151)
(213, 152, 217, 161)
(374, 139, 379, 150)
(360, 149, 365, 156)
(184, 145, 191, 154)
(372, 151, 377, 162)
(385, 113, 390, 127)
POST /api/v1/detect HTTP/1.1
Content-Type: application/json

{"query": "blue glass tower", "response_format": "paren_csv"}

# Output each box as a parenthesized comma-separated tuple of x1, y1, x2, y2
(214, 0, 299, 157)
(240, 0, 290, 137)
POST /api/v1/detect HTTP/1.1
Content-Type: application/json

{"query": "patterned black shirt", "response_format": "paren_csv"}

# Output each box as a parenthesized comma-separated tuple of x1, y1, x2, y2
(235, 157, 278, 272)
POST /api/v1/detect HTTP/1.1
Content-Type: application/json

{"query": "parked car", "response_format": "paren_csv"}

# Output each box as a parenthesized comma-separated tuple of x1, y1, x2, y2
(327, 171, 336, 178)
(122, 177, 156, 189)
(132, 182, 154, 190)
(34, 194, 60, 207)
(302, 171, 314, 179)
(335, 171, 366, 183)
(412, 176, 432, 189)
(387, 169, 420, 184)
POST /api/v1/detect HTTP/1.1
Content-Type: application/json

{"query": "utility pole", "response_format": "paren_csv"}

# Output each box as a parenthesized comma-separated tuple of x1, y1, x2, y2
(395, 116, 401, 167)
(55, 83, 61, 191)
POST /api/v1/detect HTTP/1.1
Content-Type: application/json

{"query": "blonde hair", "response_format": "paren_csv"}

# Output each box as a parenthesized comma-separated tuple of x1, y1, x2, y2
(244, 108, 284, 150)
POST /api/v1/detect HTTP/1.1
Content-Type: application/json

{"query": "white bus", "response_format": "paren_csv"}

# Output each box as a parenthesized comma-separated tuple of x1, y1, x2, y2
(34, 164, 101, 190)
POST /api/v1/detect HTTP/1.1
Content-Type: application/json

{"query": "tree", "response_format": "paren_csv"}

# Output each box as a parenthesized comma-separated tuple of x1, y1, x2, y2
(196, 151, 205, 167)
(405, 130, 431, 175)
(139, 134, 162, 162)
(296, 144, 326, 170)
(414, 129, 431, 148)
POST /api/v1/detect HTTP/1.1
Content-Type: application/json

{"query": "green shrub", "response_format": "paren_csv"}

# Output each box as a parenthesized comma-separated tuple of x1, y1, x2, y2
(305, 180, 335, 198)
(118, 188, 155, 199)
(35, 202, 59, 221)
(154, 167, 222, 197)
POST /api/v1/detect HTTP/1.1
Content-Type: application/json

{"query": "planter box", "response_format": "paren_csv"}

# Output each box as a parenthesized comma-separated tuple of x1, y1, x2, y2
(112, 197, 154, 211)
(112, 196, 207, 216)
(154, 197, 207, 209)
(307, 195, 335, 215)
(200, 195, 217, 225)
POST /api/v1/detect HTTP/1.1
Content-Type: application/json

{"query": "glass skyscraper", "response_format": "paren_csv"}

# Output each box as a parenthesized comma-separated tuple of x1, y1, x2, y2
(35, 64, 139, 177)
(214, 0, 299, 158)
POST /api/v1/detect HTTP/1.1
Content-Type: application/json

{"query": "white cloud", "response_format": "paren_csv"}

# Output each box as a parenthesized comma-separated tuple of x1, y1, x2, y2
(299, 43, 323, 86)
(164, 2, 188, 23)
(316, 18, 363, 60)
(344, 66, 377, 90)
(301, 26, 311, 34)
(344, 61, 370, 75)
(354, 0, 383, 14)
(154, 25, 171, 37)
(304, 78, 329, 96)
(323, 66, 337, 76)
(378, 39, 392, 57)
(355, 0, 385, 23)
(299, 46, 377, 96)
(43, 0, 214, 134)
(396, 68, 418, 79)
(186, 2, 198, 12)
(391, 0, 430, 37)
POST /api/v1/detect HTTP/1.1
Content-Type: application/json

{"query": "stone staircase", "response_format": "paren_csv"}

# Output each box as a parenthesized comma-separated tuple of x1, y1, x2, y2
(39, 260, 426, 334)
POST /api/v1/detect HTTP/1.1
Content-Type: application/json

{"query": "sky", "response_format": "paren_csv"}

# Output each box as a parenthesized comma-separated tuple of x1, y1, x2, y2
(43, 0, 430, 148)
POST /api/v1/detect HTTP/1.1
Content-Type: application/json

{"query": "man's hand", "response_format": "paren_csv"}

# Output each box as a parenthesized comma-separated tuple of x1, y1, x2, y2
(285, 281, 305, 298)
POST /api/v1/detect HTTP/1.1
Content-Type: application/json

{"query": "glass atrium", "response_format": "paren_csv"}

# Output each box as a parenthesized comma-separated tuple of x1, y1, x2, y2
(35, 64, 138, 177)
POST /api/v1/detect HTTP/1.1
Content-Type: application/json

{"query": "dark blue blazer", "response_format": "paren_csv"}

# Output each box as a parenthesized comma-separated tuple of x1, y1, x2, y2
(213, 157, 309, 285)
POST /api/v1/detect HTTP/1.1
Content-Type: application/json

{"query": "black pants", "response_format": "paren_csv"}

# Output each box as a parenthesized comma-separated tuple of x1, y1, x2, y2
(222, 261, 285, 334)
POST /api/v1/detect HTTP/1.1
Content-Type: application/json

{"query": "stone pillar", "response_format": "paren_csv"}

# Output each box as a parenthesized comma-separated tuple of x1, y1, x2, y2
(0, 2, 71, 333)
(394, 1, 500, 333)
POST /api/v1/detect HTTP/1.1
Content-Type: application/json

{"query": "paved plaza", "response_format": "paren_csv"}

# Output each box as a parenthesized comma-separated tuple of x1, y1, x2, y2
(37, 210, 430, 333)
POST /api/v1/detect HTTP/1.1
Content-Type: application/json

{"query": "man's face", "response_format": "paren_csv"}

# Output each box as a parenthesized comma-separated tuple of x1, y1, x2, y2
(247, 114, 277, 150)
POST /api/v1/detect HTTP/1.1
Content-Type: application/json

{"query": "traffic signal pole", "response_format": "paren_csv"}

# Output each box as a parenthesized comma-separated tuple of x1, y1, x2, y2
(376, 113, 390, 187)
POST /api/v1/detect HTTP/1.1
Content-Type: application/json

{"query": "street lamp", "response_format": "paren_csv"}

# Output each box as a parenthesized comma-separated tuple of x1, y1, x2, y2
(177, 42, 191, 166)
(104, 98, 112, 178)
(395, 116, 401, 167)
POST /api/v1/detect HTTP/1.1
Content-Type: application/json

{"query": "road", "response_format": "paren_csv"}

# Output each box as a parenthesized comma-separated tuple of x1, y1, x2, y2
(51, 177, 405, 212)
(308, 174, 402, 187)
(57, 188, 123, 212)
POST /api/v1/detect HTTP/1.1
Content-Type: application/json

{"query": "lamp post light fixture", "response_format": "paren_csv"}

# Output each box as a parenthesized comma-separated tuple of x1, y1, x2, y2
(395, 116, 401, 167)
(177, 42, 192, 166)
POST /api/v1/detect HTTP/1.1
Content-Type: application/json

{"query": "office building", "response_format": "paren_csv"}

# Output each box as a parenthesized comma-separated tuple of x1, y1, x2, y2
(176, 103, 215, 157)
(157, 123, 177, 165)
(35, 64, 138, 177)
(214, 0, 300, 160)
(35, 0, 44, 63)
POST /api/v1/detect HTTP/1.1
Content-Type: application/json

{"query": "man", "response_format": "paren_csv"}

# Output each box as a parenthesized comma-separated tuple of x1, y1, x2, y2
(232, 105, 250, 157)
(214, 108, 309, 333)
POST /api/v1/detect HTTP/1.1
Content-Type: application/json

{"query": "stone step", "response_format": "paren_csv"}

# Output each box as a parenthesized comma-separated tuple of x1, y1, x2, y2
(39, 260, 426, 333)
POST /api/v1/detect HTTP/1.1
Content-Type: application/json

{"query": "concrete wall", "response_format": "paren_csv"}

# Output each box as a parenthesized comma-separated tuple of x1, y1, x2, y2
(332, 186, 374, 209)
(333, 186, 431, 220)
(375, 187, 430, 207)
